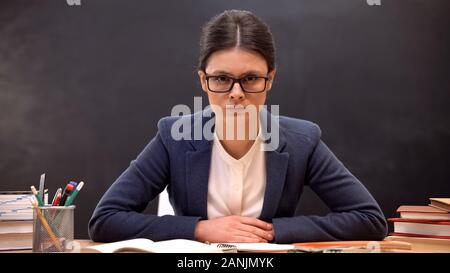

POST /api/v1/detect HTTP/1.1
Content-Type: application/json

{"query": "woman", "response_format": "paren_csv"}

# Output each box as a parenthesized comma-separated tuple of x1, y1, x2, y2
(89, 10, 387, 243)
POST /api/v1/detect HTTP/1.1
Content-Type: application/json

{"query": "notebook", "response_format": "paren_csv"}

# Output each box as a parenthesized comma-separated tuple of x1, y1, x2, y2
(293, 240, 412, 251)
(83, 238, 225, 253)
(211, 242, 295, 253)
(0, 191, 33, 221)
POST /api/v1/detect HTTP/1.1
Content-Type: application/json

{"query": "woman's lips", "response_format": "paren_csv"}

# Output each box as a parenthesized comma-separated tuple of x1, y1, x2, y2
(224, 104, 251, 115)
(225, 104, 247, 111)
(225, 104, 246, 109)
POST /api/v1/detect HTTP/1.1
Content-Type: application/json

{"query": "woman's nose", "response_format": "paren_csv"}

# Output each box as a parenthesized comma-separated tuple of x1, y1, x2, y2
(229, 82, 245, 101)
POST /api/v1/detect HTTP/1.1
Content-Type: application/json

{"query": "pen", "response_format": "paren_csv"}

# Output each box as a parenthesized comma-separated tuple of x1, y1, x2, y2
(58, 184, 74, 206)
(64, 182, 84, 206)
(51, 188, 62, 205)
(30, 185, 44, 207)
(52, 192, 62, 206)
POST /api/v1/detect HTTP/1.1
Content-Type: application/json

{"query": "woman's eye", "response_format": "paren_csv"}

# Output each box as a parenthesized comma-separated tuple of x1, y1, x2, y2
(244, 76, 257, 82)
(215, 76, 229, 83)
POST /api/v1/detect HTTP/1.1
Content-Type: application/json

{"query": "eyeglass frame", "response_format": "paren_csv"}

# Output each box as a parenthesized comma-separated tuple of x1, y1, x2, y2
(204, 73, 270, 93)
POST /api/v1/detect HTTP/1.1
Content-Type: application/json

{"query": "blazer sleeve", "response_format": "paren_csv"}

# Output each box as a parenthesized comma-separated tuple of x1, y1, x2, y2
(272, 139, 388, 243)
(88, 119, 201, 242)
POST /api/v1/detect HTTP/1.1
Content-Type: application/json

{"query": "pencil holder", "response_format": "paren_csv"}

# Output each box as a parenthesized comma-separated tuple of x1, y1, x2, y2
(32, 206, 75, 253)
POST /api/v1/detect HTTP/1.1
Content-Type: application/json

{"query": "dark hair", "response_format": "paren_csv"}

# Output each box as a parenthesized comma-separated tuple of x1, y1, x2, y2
(198, 10, 276, 72)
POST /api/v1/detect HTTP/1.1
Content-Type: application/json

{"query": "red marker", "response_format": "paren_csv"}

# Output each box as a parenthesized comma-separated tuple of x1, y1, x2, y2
(58, 184, 74, 206)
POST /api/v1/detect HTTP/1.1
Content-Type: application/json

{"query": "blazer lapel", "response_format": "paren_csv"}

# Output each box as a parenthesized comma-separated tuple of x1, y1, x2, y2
(259, 150, 289, 221)
(185, 144, 211, 219)
(259, 108, 289, 221)
(185, 111, 214, 219)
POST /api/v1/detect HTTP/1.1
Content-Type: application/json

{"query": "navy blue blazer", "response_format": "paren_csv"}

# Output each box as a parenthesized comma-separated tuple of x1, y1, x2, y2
(89, 110, 387, 243)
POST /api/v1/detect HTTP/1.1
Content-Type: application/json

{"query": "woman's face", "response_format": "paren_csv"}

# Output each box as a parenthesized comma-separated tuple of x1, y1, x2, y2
(198, 47, 276, 111)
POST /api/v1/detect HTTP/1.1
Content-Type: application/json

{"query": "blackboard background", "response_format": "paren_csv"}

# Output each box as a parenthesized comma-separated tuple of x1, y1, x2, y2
(1, 0, 449, 239)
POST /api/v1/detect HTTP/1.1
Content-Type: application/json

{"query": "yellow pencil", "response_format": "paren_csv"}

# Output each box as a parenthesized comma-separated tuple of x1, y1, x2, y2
(30, 197, 62, 251)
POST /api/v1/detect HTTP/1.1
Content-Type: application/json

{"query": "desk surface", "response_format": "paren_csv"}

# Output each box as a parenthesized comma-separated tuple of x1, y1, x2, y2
(3, 238, 450, 253)
(0, 240, 98, 253)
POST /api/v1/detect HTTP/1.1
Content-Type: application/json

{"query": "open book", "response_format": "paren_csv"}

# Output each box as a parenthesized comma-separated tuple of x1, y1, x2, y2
(83, 238, 225, 253)
(82, 239, 295, 253)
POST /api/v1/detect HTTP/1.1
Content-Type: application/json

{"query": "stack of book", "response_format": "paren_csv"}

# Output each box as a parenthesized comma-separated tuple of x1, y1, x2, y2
(0, 191, 34, 251)
(387, 198, 450, 252)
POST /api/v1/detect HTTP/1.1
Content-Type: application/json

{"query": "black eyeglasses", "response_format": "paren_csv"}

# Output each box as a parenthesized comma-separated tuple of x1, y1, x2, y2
(205, 74, 269, 93)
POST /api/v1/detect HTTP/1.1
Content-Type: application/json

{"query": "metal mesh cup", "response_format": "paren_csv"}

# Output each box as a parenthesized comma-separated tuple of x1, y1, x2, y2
(32, 206, 75, 253)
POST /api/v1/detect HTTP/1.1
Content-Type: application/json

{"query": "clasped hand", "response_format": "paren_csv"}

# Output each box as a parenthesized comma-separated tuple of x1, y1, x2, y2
(194, 215, 274, 243)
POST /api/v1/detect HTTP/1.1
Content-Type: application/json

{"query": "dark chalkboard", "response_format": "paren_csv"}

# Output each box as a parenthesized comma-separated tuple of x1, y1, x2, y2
(1, 0, 449, 239)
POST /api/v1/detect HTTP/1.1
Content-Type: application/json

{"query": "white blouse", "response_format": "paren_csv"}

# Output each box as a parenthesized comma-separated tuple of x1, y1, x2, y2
(207, 131, 266, 219)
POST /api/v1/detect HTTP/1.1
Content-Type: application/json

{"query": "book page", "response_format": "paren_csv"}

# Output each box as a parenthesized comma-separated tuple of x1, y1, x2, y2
(152, 239, 223, 253)
(86, 238, 155, 253)
(211, 242, 295, 252)
(85, 238, 224, 253)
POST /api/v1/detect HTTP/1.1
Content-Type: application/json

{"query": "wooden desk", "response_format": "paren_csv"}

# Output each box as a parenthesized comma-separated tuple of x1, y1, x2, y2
(0, 240, 98, 253)
(2, 238, 449, 253)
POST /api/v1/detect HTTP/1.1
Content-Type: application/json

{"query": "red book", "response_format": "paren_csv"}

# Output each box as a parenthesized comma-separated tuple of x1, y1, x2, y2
(388, 218, 450, 238)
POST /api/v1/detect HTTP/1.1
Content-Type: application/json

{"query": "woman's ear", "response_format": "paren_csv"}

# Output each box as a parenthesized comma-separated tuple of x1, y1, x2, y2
(265, 69, 277, 91)
(198, 70, 208, 92)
